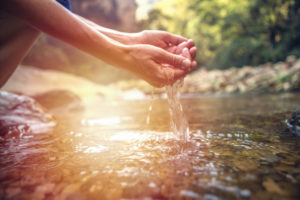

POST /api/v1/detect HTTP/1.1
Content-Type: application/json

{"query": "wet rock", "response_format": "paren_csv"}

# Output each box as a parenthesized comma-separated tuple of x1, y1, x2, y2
(0, 188, 4, 199)
(0, 91, 56, 137)
(234, 160, 259, 171)
(180, 190, 201, 199)
(286, 107, 300, 136)
(33, 89, 83, 112)
(261, 154, 280, 163)
(35, 182, 56, 195)
(46, 170, 63, 183)
(224, 85, 237, 93)
(262, 178, 286, 195)
(5, 187, 21, 198)
(286, 55, 297, 67)
(59, 184, 86, 200)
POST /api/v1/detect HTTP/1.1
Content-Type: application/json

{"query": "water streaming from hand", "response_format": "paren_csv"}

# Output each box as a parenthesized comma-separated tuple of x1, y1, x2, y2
(146, 91, 154, 125)
(166, 79, 190, 141)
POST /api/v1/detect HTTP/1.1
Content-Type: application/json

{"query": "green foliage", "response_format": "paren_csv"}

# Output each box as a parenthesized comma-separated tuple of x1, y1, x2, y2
(142, 0, 300, 69)
(276, 73, 293, 83)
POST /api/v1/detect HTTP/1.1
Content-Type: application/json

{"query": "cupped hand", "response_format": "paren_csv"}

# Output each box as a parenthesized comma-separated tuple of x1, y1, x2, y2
(168, 39, 197, 68)
(133, 30, 197, 68)
(124, 44, 194, 88)
(134, 30, 187, 49)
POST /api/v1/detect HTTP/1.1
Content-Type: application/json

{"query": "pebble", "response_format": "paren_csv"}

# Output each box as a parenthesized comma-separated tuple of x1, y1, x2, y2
(180, 190, 201, 199)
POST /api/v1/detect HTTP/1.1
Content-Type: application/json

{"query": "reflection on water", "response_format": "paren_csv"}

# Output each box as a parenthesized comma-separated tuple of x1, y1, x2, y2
(82, 117, 121, 126)
(1, 93, 300, 199)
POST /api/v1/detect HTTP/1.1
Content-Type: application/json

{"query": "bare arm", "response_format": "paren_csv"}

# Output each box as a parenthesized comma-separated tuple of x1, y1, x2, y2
(0, 0, 128, 67)
(0, 0, 191, 87)
(73, 14, 136, 45)
(73, 13, 197, 65)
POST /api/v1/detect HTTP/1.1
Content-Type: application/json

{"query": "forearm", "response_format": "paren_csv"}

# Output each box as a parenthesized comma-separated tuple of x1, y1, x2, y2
(0, 0, 129, 68)
(73, 14, 137, 45)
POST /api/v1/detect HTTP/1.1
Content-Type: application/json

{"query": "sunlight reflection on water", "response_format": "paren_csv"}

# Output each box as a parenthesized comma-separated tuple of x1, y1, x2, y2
(81, 116, 132, 127)
(1, 93, 300, 199)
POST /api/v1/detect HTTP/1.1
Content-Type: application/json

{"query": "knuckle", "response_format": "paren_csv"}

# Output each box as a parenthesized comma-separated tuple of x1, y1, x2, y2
(171, 55, 179, 67)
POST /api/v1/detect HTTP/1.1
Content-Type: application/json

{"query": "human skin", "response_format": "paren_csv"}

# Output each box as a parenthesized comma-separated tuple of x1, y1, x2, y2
(75, 14, 197, 68)
(0, 0, 197, 88)
(0, 12, 41, 86)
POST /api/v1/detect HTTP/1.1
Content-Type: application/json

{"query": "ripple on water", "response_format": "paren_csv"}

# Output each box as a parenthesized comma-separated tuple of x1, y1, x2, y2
(1, 93, 300, 199)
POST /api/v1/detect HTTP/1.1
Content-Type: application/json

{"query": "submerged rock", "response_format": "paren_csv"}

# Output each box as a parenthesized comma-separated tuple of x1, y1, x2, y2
(0, 91, 56, 137)
(32, 89, 83, 112)
(286, 107, 300, 136)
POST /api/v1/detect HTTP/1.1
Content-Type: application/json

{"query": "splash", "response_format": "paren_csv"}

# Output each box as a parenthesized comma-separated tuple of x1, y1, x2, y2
(166, 79, 189, 141)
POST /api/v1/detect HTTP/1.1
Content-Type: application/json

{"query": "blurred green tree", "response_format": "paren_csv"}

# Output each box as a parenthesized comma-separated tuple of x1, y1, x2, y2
(142, 0, 300, 69)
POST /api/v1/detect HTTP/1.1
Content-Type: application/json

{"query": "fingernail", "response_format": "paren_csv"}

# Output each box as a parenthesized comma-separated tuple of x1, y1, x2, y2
(182, 59, 191, 69)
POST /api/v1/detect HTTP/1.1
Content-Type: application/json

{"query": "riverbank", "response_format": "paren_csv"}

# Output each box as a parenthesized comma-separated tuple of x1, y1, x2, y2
(112, 56, 300, 95)
(2, 56, 300, 98)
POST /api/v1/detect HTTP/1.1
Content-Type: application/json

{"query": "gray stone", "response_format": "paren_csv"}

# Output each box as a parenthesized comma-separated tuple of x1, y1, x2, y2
(286, 107, 300, 136)
(0, 91, 55, 137)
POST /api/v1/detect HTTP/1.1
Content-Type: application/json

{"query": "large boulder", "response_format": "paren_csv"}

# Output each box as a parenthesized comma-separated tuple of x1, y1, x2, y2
(32, 89, 83, 112)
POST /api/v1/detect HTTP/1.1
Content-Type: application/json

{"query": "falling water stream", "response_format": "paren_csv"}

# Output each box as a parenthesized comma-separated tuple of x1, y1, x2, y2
(146, 79, 190, 141)
(166, 79, 190, 141)
(146, 91, 154, 126)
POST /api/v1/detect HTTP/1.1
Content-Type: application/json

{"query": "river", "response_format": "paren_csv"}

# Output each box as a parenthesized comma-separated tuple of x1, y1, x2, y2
(0, 93, 300, 199)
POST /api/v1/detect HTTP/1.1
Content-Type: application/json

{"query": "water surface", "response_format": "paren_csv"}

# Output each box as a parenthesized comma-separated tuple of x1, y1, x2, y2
(1, 93, 300, 199)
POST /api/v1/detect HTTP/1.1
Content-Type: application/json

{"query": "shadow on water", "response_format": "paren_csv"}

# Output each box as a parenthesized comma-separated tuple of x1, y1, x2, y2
(1, 93, 300, 199)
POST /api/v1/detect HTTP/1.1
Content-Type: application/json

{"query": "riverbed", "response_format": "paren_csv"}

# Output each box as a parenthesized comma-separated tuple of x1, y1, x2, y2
(1, 93, 300, 199)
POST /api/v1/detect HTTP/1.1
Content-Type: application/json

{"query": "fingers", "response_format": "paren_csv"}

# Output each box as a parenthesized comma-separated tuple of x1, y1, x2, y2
(175, 41, 188, 54)
(183, 47, 197, 71)
(173, 39, 195, 55)
(191, 61, 197, 69)
(166, 45, 177, 54)
(178, 41, 197, 68)
(190, 46, 197, 60)
(185, 39, 195, 49)
(167, 33, 188, 45)
(157, 50, 191, 70)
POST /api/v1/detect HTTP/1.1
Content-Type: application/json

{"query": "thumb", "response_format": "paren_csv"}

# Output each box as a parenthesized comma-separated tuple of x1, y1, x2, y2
(157, 50, 191, 70)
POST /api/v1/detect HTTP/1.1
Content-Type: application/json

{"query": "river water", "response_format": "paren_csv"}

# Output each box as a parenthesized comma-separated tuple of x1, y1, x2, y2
(1, 93, 300, 199)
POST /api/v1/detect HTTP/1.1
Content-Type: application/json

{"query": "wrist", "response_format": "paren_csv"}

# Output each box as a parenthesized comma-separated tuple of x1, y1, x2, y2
(119, 32, 139, 45)
(104, 31, 138, 46)
(102, 41, 132, 70)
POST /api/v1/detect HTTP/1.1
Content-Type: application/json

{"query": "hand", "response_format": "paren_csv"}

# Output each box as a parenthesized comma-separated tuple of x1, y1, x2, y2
(169, 40, 197, 68)
(123, 44, 194, 88)
(72, 17, 198, 69)
(132, 30, 197, 67)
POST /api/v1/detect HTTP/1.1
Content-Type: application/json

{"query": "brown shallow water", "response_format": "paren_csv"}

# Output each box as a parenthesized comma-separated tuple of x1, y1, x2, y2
(1, 93, 300, 199)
